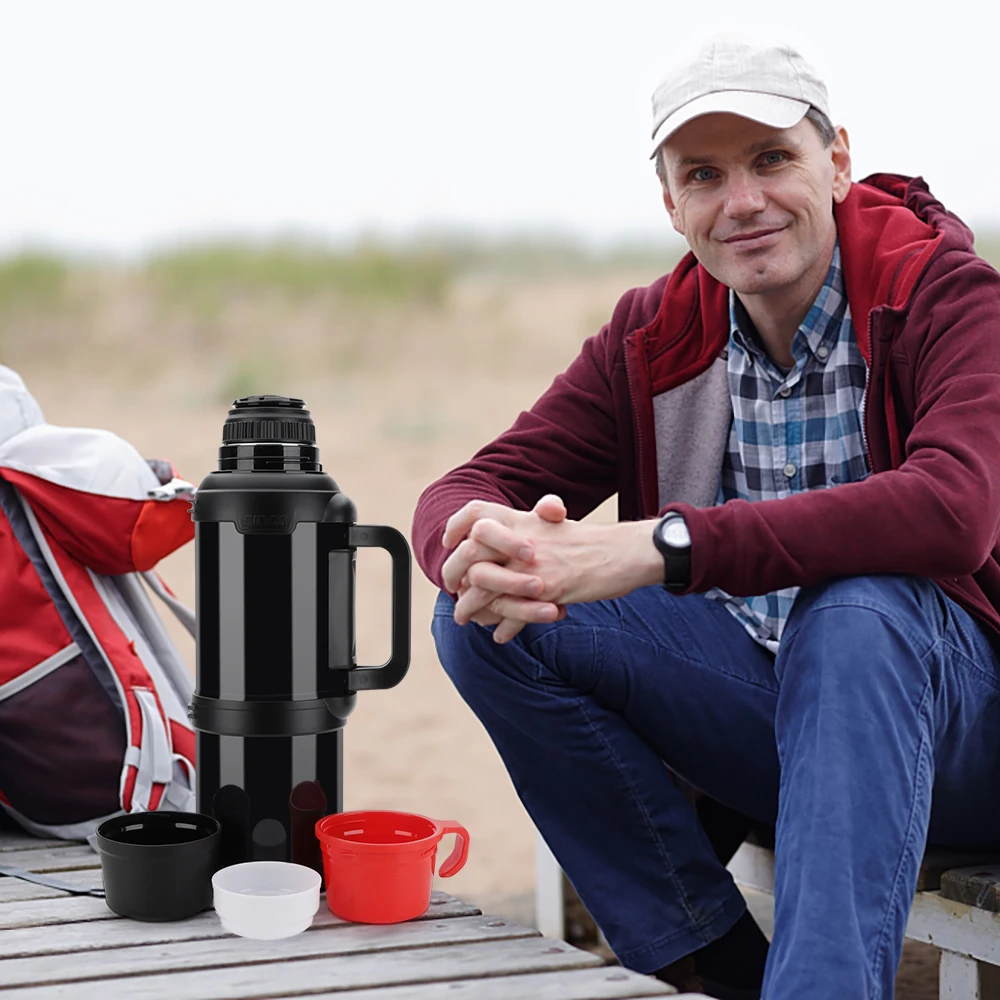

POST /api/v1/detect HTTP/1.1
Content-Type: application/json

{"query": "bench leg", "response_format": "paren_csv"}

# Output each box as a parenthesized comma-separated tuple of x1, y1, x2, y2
(534, 830, 566, 939)
(940, 951, 982, 999)
(939, 950, 1000, 999)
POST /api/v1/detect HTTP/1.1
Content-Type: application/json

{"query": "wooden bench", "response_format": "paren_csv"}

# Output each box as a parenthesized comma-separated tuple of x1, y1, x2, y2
(729, 839, 1000, 999)
(0, 825, 697, 999)
(537, 830, 1000, 998)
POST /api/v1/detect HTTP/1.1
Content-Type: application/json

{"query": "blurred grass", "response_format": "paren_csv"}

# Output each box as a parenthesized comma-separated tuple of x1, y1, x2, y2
(146, 240, 452, 317)
(0, 252, 70, 313)
(1, 231, 997, 400)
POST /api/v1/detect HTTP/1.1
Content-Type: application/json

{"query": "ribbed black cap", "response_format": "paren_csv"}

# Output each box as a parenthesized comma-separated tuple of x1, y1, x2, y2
(222, 395, 316, 445)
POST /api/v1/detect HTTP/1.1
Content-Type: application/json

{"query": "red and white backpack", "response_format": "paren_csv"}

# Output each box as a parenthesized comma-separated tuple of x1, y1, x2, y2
(0, 366, 197, 841)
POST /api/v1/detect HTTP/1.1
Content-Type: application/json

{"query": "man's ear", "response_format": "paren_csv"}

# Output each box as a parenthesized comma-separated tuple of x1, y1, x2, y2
(662, 185, 685, 236)
(831, 126, 852, 204)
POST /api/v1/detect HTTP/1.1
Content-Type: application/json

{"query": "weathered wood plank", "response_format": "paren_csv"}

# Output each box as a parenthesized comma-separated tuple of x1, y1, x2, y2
(0, 894, 112, 932)
(0, 936, 602, 999)
(0, 914, 538, 988)
(0, 834, 79, 854)
(0, 893, 479, 950)
(727, 842, 774, 895)
(907, 891, 1000, 966)
(729, 841, 1000, 895)
(0, 869, 104, 906)
(919, 851, 1000, 893)
(307, 967, 677, 998)
(940, 865, 1000, 913)
(0, 846, 99, 874)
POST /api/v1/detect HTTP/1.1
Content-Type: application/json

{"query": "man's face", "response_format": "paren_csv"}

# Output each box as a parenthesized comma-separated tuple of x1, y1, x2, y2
(660, 113, 852, 298)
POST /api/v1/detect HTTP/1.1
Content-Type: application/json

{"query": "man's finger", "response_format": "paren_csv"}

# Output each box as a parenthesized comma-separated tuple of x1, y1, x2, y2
(469, 518, 536, 563)
(534, 493, 568, 523)
(454, 589, 560, 628)
(487, 593, 562, 624)
(469, 607, 503, 627)
(464, 560, 543, 598)
(441, 537, 505, 594)
(492, 617, 527, 644)
(442, 501, 512, 550)
(453, 584, 500, 626)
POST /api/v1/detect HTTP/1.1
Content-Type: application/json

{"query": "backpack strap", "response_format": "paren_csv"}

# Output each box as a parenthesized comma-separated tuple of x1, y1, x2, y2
(0, 863, 106, 898)
(140, 570, 196, 640)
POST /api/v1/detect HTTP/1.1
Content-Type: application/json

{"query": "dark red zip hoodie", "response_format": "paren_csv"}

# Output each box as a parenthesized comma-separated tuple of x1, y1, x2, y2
(412, 174, 1000, 647)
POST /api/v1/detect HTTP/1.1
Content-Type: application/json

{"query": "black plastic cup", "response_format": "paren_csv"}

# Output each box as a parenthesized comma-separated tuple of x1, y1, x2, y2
(95, 811, 221, 921)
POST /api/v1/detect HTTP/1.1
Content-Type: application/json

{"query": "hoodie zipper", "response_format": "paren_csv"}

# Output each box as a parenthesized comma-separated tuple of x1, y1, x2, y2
(862, 312, 875, 472)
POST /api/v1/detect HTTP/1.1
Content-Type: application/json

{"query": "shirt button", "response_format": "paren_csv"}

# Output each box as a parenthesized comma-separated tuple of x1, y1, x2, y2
(783, 462, 796, 478)
(817, 346, 830, 359)
(779, 385, 792, 397)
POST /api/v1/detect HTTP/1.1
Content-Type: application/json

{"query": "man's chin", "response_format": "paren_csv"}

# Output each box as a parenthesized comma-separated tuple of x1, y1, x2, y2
(718, 261, 794, 297)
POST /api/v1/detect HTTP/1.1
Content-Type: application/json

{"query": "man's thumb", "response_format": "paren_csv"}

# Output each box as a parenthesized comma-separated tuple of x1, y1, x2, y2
(534, 493, 567, 522)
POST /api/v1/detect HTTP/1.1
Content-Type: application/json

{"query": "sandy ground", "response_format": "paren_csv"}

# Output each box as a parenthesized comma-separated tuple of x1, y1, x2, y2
(15, 271, 634, 925)
(11, 267, 940, 995)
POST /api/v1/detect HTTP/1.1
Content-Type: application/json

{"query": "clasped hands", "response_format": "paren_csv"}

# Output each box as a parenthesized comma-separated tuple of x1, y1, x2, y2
(441, 494, 650, 644)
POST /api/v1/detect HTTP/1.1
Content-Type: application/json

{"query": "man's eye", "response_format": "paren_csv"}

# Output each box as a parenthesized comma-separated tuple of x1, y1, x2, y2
(691, 167, 716, 182)
(761, 151, 785, 166)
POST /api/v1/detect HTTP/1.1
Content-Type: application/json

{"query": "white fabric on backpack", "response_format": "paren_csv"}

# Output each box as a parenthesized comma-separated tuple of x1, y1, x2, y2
(0, 364, 193, 501)
(0, 366, 45, 444)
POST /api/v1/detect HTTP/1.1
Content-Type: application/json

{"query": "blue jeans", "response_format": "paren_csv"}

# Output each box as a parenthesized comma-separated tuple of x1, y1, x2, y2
(431, 574, 1000, 999)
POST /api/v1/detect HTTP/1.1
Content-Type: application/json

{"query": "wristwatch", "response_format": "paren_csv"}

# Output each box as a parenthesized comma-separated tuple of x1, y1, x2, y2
(652, 512, 691, 593)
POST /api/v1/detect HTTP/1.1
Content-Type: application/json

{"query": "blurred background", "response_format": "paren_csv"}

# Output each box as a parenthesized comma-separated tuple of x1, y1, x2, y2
(2, 1, 998, 991)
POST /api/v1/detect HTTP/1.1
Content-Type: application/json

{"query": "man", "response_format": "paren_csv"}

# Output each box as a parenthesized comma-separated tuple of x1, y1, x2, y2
(412, 37, 1000, 999)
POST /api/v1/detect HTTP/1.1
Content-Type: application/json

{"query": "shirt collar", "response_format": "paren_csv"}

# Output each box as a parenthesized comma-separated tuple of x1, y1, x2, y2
(729, 239, 847, 368)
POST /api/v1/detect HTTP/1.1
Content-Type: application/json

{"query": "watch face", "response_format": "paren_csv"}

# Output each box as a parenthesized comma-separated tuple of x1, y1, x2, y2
(663, 519, 691, 547)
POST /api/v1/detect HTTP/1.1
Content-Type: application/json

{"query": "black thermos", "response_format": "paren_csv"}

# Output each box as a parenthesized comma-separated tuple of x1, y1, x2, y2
(189, 395, 411, 867)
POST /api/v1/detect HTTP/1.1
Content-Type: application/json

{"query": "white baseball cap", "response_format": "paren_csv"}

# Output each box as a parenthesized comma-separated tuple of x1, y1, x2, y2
(650, 38, 830, 158)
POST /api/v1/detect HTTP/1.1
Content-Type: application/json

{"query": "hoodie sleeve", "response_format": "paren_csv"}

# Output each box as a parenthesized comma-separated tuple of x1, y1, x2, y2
(411, 320, 625, 593)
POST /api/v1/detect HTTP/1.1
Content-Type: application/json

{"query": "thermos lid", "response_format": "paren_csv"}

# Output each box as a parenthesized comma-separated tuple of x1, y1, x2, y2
(222, 396, 316, 447)
(194, 391, 355, 522)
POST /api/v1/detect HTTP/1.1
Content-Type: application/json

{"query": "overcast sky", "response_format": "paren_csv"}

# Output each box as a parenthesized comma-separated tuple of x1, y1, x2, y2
(1, 0, 996, 256)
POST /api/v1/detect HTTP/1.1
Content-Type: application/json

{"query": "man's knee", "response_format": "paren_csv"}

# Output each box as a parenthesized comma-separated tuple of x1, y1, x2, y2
(431, 591, 482, 686)
(777, 574, 943, 688)
(430, 590, 532, 695)
(430, 589, 589, 694)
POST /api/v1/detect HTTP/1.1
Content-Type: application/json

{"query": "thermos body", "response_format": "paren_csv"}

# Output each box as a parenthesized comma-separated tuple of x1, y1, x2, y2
(194, 517, 357, 709)
(189, 396, 411, 869)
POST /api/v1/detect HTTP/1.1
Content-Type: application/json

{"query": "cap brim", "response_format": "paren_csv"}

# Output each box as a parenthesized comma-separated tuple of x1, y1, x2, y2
(650, 91, 809, 158)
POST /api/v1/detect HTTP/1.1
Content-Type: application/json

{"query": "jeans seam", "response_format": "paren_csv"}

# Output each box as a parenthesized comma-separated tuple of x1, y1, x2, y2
(572, 665, 701, 929)
(868, 647, 936, 995)
(785, 598, 934, 661)
(528, 622, 779, 696)
(938, 637, 1000, 694)
(614, 892, 746, 968)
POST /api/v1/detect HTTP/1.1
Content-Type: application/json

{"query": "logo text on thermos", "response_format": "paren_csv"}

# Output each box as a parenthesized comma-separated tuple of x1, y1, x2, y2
(239, 513, 289, 529)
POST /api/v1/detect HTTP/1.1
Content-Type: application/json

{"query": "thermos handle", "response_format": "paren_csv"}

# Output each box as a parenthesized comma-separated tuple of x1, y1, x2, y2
(346, 524, 411, 691)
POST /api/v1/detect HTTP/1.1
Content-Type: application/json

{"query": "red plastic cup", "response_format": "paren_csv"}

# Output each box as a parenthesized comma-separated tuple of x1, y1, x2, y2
(314, 810, 469, 923)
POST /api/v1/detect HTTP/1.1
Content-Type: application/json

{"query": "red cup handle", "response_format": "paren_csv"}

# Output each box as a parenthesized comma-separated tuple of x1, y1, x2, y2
(437, 821, 470, 878)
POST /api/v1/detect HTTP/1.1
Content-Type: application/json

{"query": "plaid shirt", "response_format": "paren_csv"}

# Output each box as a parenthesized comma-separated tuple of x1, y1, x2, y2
(704, 241, 870, 653)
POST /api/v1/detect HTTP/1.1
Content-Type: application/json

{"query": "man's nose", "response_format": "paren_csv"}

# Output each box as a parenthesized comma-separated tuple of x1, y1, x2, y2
(723, 174, 767, 218)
